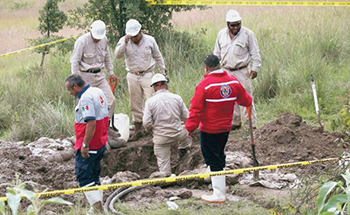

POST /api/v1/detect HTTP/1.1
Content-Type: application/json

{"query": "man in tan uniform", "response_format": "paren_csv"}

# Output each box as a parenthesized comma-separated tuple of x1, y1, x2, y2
(115, 19, 166, 141)
(143, 74, 191, 176)
(214, 10, 261, 129)
(71, 20, 118, 124)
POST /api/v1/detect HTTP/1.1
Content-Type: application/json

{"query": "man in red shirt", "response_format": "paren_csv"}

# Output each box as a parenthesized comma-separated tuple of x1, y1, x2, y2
(186, 54, 252, 203)
(65, 74, 109, 213)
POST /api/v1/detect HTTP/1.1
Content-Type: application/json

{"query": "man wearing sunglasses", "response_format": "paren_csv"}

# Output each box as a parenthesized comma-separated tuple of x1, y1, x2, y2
(214, 10, 261, 130)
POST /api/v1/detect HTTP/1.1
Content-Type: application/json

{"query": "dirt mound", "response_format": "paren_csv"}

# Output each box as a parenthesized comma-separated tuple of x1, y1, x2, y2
(0, 140, 76, 197)
(227, 113, 345, 166)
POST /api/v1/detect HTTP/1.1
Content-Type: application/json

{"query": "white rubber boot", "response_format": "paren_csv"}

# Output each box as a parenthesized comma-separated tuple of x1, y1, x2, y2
(201, 175, 226, 203)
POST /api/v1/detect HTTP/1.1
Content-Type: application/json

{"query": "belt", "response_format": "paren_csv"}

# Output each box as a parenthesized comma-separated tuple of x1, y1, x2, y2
(84, 69, 101, 73)
(128, 70, 151, 76)
(225, 65, 248, 72)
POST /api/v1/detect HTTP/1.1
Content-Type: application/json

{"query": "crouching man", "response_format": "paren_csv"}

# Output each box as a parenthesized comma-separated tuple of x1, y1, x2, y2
(65, 74, 109, 213)
(143, 74, 192, 176)
(186, 55, 252, 203)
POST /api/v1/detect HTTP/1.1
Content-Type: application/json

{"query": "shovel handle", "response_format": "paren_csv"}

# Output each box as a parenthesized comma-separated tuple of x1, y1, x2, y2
(246, 106, 254, 146)
(109, 77, 118, 93)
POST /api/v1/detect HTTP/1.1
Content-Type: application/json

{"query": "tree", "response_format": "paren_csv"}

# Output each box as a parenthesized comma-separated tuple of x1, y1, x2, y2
(29, 0, 67, 67)
(68, 0, 204, 47)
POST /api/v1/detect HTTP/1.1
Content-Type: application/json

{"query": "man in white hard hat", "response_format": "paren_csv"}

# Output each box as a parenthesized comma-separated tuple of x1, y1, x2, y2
(115, 19, 166, 142)
(214, 10, 261, 130)
(143, 74, 191, 176)
(71, 20, 118, 130)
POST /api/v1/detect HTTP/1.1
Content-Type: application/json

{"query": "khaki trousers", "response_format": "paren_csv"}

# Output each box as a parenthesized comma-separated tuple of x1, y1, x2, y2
(227, 67, 257, 127)
(79, 72, 116, 118)
(153, 128, 192, 174)
(126, 72, 154, 123)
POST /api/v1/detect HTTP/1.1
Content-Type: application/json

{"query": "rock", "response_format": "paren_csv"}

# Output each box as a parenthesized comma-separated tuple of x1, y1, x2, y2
(176, 189, 192, 199)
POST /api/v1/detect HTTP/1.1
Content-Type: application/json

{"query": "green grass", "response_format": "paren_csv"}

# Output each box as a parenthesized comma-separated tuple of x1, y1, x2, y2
(0, 7, 349, 141)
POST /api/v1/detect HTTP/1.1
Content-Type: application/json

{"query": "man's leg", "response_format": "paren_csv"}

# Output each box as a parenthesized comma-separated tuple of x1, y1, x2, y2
(154, 143, 172, 175)
(140, 72, 155, 100)
(231, 68, 257, 128)
(94, 72, 116, 119)
(75, 147, 105, 213)
(200, 131, 229, 203)
(127, 73, 144, 141)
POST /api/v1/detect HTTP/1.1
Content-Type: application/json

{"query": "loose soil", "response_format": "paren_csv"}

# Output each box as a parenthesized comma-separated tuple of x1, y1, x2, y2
(0, 113, 348, 213)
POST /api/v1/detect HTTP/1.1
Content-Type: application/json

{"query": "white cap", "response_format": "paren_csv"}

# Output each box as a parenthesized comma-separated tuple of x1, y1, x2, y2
(226, 10, 242, 22)
(90, 20, 106, 40)
(150, 74, 167, 87)
(125, 19, 141, 36)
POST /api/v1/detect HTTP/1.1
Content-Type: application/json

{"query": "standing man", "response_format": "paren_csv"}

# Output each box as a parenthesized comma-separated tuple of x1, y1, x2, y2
(65, 74, 109, 213)
(214, 10, 261, 129)
(71, 20, 118, 123)
(143, 74, 191, 176)
(115, 19, 166, 142)
(186, 55, 252, 203)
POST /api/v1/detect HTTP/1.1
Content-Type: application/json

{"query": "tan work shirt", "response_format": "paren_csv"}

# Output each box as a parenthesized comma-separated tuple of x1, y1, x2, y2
(70, 33, 114, 75)
(214, 27, 261, 72)
(143, 90, 189, 138)
(114, 34, 166, 73)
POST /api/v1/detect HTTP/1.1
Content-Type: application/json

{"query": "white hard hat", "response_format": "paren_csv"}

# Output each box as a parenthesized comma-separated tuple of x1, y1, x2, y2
(90, 20, 106, 40)
(226, 10, 242, 22)
(150, 74, 167, 87)
(125, 19, 141, 37)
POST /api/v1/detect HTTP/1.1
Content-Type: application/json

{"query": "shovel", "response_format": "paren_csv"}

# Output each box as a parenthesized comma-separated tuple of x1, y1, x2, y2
(310, 74, 324, 132)
(109, 77, 118, 131)
(246, 106, 259, 181)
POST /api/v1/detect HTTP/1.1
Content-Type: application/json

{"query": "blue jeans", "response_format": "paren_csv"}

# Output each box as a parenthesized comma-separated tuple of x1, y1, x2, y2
(75, 146, 106, 187)
(200, 131, 229, 171)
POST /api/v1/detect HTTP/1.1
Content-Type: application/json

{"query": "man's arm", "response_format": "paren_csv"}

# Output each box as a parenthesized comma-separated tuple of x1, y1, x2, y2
(179, 98, 189, 122)
(248, 32, 261, 75)
(81, 119, 96, 158)
(114, 37, 127, 59)
(236, 83, 252, 107)
(213, 32, 222, 60)
(70, 40, 84, 74)
(185, 83, 206, 133)
(142, 101, 153, 131)
(152, 38, 166, 73)
(104, 45, 115, 76)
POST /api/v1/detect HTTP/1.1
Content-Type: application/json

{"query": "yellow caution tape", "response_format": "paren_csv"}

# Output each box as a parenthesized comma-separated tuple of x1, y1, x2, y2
(0, 36, 78, 58)
(0, 157, 339, 202)
(147, 0, 350, 6)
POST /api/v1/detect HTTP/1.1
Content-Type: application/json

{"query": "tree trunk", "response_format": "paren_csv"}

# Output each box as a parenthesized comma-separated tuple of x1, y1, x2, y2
(40, 52, 46, 67)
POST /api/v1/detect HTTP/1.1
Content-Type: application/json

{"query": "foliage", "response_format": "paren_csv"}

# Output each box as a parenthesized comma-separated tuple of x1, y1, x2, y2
(0, 175, 72, 215)
(28, 0, 67, 66)
(68, 0, 205, 46)
(316, 169, 350, 215)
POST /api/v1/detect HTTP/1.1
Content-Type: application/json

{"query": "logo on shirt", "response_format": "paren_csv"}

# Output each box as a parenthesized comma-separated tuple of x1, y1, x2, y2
(220, 85, 231, 98)
(99, 95, 105, 107)
(82, 105, 89, 112)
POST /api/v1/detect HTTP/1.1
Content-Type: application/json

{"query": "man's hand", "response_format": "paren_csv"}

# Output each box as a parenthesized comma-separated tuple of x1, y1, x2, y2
(110, 74, 118, 82)
(250, 70, 258, 79)
(125, 35, 131, 44)
(81, 147, 90, 158)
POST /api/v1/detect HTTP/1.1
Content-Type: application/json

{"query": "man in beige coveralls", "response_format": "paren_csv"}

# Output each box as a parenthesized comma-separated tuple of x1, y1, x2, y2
(143, 74, 191, 176)
(114, 19, 166, 141)
(214, 10, 261, 129)
(71, 20, 118, 121)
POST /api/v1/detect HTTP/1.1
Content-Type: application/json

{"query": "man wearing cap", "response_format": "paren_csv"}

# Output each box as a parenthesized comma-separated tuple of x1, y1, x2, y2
(115, 19, 166, 142)
(65, 74, 108, 214)
(214, 10, 261, 130)
(186, 54, 252, 203)
(143, 74, 191, 176)
(71, 20, 118, 124)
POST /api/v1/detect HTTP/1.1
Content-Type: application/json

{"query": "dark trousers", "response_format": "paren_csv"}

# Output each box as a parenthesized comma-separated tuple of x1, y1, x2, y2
(75, 146, 106, 187)
(200, 131, 229, 171)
